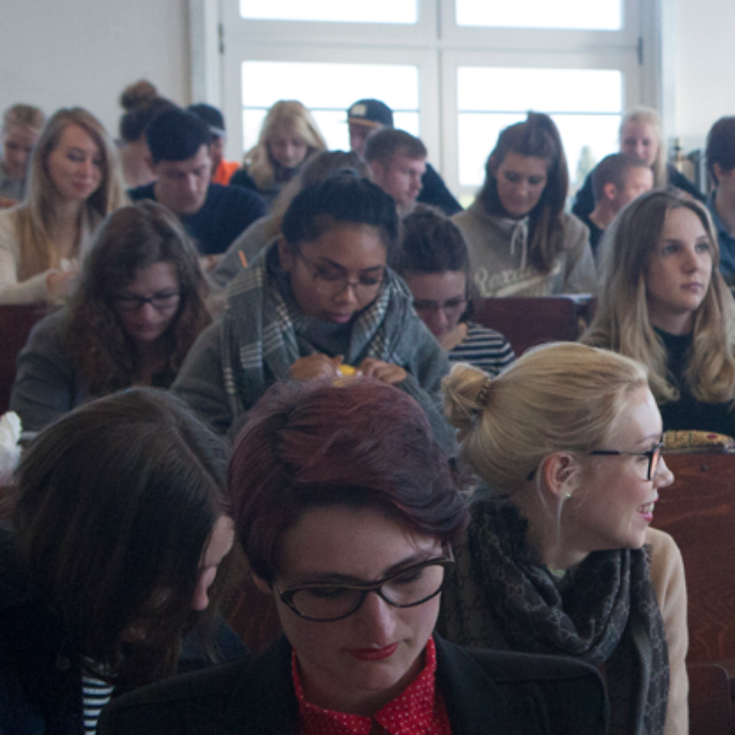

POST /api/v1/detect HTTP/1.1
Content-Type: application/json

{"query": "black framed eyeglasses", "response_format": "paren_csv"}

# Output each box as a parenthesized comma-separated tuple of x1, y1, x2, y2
(275, 550, 454, 622)
(412, 297, 467, 315)
(590, 440, 664, 481)
(295, 251, 384, 298)
(115, 292, 181, 312)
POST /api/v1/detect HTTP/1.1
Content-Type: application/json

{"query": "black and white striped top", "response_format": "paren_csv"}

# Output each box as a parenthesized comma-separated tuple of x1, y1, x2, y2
(448, 322, 515, 376)
(82, 660, 114, 734)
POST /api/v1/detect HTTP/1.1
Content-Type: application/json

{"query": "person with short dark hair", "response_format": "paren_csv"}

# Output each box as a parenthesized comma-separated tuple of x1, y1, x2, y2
(347, 98, 462, 216)
(393, 209, 515, 375)
(705, 116, 735, 282)
(453, 112, 595, 297)
(10, 202, 212, 431)
(128, 107, 267, 260)
(0, 103, 46, 204)
(0, 388, 243, 734)
(172, 174, 455, 452)
(365, 128, 427, 217)
(188, 103, 240, 186)
(582, 152, 653, 255)
(99, 378, 608, 735)
(211, 150, 369, 288)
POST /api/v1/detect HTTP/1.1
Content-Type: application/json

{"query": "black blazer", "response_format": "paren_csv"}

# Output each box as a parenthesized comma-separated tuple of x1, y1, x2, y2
(99, 635, 607, 734)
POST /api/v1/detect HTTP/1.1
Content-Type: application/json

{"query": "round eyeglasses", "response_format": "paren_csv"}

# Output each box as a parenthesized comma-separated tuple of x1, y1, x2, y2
(275, 551, 454, 622)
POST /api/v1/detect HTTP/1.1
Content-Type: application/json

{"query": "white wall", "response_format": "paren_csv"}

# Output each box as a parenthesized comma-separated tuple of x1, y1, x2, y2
(672, 0, 735, 151)
(0, 0, 191, 140)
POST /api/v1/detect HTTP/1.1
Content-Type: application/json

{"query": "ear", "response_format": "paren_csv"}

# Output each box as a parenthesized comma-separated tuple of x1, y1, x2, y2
(277, 235, 295, 271)
(602, 182, 618, 203)
(252, 572, 274, 596)
(541, 453, 578, 499)
(146, 155, 158, 174)
(367, 160, 384, 184)
(713, 163, 725, 184)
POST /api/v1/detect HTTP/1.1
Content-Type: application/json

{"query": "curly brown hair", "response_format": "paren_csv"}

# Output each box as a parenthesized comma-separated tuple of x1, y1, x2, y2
(65, 201, 211, 395)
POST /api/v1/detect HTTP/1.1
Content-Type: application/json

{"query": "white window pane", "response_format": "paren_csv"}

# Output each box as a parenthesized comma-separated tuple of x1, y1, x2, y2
(456, 0, 621, 30)
(457, 66, 622, 190)
(240, 0, 417, 24)
(458, 112, 620, 191)
(241, 61, 419, 153)
(458, 67, 622, 115)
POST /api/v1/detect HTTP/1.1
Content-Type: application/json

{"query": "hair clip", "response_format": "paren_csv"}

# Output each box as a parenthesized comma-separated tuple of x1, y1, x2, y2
(474, 377, 493, 413)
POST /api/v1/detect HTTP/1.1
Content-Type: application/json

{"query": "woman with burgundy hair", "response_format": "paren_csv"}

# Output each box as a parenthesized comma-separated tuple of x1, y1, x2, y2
(101, 378, 607, 735)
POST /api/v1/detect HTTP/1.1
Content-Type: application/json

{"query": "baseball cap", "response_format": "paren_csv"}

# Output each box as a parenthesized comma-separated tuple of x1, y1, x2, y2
(188, 103, 226, 137)
(347, 99, 394, 128)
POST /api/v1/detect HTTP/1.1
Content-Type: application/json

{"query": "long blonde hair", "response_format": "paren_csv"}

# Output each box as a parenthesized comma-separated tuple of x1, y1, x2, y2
(16, 107, 126, 280)
(443, 343, 648, 495)
(620, 107, 667, 189)
(584, 189, 735, 404)
(244, 100, 327, 190)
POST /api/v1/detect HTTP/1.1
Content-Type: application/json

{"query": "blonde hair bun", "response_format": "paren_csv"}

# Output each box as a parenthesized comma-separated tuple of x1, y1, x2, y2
(443, 363, 493, 435)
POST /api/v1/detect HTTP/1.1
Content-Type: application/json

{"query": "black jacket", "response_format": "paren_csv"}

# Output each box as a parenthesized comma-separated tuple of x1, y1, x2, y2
(99, 635, 608, 734)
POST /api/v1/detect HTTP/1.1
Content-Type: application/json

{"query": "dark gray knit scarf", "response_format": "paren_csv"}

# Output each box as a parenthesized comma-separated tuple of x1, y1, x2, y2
(466, 499, 669, 735)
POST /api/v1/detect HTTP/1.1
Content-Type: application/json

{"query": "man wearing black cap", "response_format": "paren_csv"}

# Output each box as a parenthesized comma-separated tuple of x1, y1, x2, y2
(188, 103, 241, 186)
(347, 98, 462, 216)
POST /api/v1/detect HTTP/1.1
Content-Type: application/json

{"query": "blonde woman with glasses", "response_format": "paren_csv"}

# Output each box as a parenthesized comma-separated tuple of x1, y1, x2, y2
(440, 343, 687, 735)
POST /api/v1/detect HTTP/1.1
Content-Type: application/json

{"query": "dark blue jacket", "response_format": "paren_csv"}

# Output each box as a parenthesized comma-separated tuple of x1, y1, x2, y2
(128, 183, 268, 255)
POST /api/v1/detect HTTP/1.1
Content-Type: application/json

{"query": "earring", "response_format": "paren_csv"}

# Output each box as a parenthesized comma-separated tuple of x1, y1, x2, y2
(565, 492, 572, 499)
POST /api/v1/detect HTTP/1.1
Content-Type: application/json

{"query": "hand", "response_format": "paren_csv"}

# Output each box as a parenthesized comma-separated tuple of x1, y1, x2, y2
(290, 354, 343, 380)
(46, 269, 79, 301)
(357, 358, 407, 385)
(199, 254, 222, 272)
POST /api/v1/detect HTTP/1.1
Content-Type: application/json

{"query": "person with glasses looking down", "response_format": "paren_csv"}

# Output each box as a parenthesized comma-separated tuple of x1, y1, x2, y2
(100, 377, 608, 735)
(392, 209, 515, 376)
(172, 173, 456, 452)
(440, 342, 687, 735)
(9, 201, 211, 431)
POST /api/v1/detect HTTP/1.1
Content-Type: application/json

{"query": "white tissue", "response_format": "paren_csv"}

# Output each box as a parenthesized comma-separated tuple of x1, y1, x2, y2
(0, 411, 22, 485)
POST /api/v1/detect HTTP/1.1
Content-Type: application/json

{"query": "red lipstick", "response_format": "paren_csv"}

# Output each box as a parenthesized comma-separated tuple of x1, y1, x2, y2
(347, 643, 399, 661)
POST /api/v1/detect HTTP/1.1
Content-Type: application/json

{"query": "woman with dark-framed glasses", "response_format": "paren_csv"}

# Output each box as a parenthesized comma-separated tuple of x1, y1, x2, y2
(440, 342, 688, 735)
(100, 377, 607, 734)
(392, 208, 515, 376)
(9, 201, 211, 430)
(172, 173, 454, 451)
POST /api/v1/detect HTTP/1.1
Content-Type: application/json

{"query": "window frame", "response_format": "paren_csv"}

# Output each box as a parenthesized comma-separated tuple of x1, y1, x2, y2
(191, 0, 660, 200)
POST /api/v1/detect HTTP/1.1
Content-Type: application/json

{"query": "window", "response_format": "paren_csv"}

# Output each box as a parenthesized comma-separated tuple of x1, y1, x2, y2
(455, 0, 621, 30)
(240, 0, 417, 24)
(239, 61, 420, 153)
(456, 67, 623, 192)
(205, 0, 654, 201)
